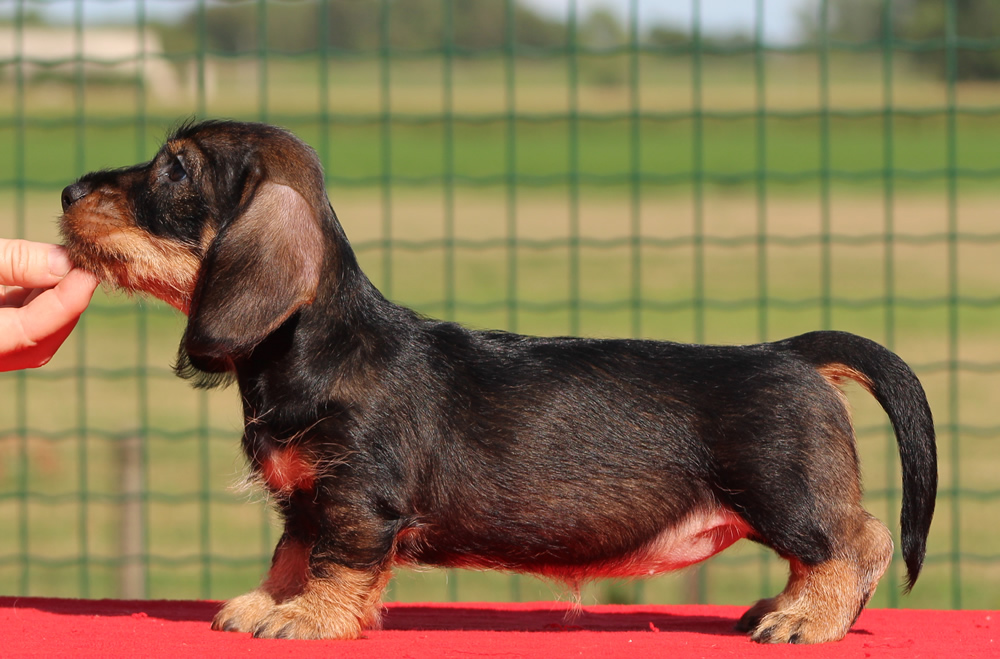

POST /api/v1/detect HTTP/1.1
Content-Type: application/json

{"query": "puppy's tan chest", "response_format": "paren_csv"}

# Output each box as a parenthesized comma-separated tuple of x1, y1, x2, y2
(257, 444, 317, 495)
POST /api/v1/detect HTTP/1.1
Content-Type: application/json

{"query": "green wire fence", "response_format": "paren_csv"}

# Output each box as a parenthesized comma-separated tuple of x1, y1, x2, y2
(1, 0, 998, 610)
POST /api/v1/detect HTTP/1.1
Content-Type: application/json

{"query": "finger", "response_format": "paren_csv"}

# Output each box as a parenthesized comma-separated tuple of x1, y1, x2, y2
(0, 239, 73, 288)
(22, 287, 45, 306)
(0, 270, 97, 369)
(19, 270, 99, 343)
(51, 268, 99, 316)
(0, 316, 80, 372)
(0, 285, 33, 308)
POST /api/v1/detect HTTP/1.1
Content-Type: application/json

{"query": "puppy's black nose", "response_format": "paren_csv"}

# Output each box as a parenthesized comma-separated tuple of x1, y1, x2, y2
(61, 182, 92, 212)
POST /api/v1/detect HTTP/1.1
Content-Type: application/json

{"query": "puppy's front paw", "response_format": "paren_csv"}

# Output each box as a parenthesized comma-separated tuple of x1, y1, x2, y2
(734, 597, 777, 633)
(251, 599, 363, 640)
(750, 610, 847, 644)
(212, 588, 277, 633)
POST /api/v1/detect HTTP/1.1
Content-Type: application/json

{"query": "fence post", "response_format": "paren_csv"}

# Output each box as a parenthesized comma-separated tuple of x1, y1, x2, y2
(118, 435, 146, 599)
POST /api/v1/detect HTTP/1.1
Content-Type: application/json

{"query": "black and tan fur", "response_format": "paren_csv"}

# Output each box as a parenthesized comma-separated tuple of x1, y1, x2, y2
(59, 120, 937, 643)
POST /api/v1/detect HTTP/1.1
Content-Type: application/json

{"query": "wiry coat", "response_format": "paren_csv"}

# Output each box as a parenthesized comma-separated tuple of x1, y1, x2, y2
(60, 120, 937, 643)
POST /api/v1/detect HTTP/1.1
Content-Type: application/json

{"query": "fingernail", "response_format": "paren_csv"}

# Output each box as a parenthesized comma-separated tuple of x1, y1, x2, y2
(48, 247, 73, 277)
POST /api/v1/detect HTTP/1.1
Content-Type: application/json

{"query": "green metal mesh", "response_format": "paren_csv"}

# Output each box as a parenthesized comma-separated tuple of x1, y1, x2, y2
(1, 0, 998, 610)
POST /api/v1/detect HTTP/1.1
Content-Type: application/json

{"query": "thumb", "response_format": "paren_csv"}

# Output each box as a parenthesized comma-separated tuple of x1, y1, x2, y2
(0, 239, 73, 288)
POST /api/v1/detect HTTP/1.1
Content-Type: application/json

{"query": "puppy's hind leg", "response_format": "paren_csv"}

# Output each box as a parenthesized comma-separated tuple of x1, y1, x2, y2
(739, 511, 893, 644)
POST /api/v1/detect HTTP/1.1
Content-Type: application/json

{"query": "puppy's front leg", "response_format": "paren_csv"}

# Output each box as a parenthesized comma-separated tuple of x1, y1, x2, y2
(250, 561, 391, 640)
(212, 533, 309, 634)
(214, 532, 392, 640)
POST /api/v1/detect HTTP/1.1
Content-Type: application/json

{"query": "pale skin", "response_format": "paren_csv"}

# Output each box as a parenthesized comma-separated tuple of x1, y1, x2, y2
(0, 238, 98, 371)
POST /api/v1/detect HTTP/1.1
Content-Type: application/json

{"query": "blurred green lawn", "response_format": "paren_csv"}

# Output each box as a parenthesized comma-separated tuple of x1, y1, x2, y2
(5, 111, 1000, 195)
(5, 55, 1000, 193)
(1, 54, 998, 610)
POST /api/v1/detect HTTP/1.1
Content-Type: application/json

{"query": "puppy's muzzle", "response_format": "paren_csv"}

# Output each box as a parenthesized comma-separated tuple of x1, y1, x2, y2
(61, 181, 93, 212)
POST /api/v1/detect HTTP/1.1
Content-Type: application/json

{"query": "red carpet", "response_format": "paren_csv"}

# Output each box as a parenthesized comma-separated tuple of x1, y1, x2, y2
(1, 597, 994, 657)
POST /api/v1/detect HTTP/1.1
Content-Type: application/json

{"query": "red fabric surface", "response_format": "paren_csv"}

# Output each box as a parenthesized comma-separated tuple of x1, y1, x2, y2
(1, 597, 994, 658)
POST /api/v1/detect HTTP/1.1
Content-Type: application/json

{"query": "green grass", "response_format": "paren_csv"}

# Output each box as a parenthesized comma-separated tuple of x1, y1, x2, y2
(4, 113, 1000, 195)
(5, 53, 1000, 195)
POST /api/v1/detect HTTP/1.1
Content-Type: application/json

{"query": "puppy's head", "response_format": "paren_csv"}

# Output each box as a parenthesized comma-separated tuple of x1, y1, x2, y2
(60, 120, 329, 380)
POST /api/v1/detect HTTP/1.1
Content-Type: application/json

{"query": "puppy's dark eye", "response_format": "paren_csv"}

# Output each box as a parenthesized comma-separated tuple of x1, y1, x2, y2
(167, 157, 188, 183)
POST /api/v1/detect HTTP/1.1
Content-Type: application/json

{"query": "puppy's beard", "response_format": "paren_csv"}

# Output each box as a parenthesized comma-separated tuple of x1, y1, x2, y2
(61, 219, 199, 314)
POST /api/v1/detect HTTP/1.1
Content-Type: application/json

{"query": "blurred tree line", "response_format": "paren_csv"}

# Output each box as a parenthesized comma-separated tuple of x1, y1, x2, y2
(155, 0, 1000, 80)
(157, 0, 750, 56)
(800, 0, 1000, 80)
(153, 0, 716, 88)
(8, 0, 991, 82)
(161, 0, 584, 55)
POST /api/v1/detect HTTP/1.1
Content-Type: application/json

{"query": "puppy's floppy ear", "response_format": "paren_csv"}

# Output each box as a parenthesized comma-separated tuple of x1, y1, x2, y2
(181, 180, 324, 374)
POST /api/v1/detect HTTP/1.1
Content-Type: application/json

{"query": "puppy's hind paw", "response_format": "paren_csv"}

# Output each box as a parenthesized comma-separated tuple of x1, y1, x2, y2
(212, 589, 277, 634)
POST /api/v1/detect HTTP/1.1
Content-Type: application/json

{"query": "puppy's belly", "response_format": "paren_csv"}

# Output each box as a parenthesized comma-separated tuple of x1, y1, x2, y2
(552, 507, 751, 580)
(618, 507, 750, 576)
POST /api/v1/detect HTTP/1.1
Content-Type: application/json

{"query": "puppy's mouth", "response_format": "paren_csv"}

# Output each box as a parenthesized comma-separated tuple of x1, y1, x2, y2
(60, 206, 200, 315)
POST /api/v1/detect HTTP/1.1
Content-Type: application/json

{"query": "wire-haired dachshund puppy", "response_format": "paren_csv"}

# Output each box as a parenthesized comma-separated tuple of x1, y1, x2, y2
(59, 120, 937, 644)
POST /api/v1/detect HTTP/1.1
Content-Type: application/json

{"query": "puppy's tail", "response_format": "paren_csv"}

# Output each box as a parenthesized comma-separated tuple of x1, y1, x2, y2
(777, 330, 937, 592)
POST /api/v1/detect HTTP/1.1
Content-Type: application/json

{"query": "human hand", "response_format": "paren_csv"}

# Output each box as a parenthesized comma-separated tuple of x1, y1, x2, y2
(0, 238, 99, 371)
